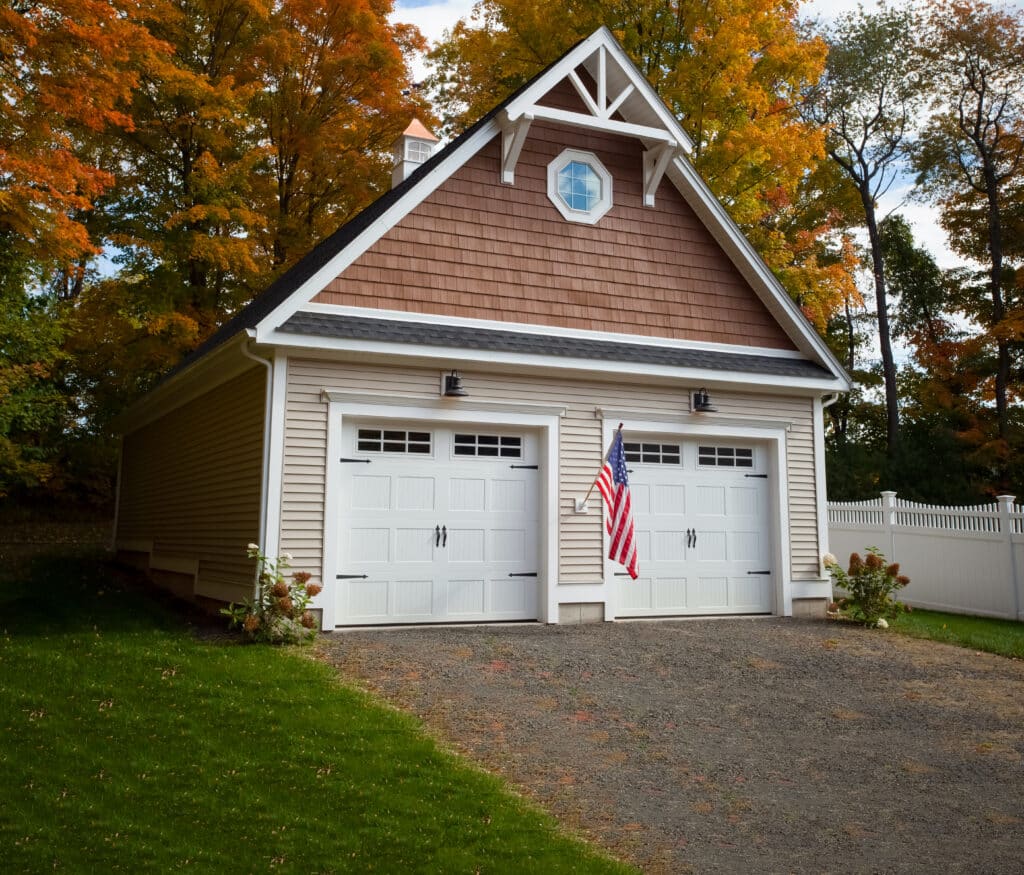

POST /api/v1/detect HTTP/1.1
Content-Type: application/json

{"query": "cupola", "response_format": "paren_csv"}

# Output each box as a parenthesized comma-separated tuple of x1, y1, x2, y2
(391, 118, 439, 188)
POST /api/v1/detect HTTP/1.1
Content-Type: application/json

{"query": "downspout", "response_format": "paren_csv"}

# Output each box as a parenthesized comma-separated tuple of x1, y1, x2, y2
(110, 440, 124, 553)
(241, 331, 274, 600)
(821, 392, 840, 410)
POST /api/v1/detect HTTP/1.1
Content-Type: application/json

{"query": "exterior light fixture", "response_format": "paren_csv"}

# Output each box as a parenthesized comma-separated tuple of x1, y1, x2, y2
(692, 388, 717, 413)
(442, 370, 468, 397)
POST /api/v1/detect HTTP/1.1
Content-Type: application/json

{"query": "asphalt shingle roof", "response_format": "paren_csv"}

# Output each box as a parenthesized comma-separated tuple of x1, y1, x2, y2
(279, 311, 835, 380)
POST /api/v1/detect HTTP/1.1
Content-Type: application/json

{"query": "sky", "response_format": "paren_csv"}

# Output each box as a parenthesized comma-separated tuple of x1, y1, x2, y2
(389, 0, 967, 271)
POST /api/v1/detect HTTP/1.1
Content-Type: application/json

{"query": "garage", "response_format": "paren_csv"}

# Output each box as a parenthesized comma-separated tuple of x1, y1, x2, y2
(335, 421, 541, 625)
(615, 437, 775, 617)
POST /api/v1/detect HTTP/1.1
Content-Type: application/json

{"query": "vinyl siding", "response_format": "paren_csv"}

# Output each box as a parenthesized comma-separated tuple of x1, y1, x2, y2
(116, 366, 265, 603)
(280, 358, 821, 587)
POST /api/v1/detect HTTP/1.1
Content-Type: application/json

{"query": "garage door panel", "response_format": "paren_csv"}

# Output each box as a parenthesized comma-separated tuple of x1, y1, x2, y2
(654, 530, 687, 561)
(394, 528, 435, 562)
(729, 485, 760, 516)
(450, 478, 486, 511)
(350, 529, 390, 562)
(619, 577, 653, 613)
(653, 484, 686, 514)
(492, 529, 526, 562)
(692, 576, 729, 609)
(694, 485, 725, 515)
(730, 576, 772, 611)
(730, 531, 764, 562)
(490, 578, 535, 615)
(395, 477, 435, 510)
(447, 528, 485, 562)
(346, 578, 389, 618)
(491, 479, 526, 513)
(631, 483, 651, 513)
(447, 578, 485, 615)
(654, 577, 688, 611)
(695, 531, 727, 561)
(392, 578, 434, 617)
(352, 475, 391, 509)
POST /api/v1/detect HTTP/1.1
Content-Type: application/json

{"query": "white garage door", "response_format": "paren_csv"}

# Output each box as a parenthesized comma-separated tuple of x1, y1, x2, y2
(335, 422, 540, 625)
(616, 438, 774, 617)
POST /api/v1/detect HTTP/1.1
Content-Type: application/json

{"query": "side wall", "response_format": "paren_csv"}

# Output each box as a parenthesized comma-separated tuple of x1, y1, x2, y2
(116, 366, 265, 604)
(278, 358, 821, 590)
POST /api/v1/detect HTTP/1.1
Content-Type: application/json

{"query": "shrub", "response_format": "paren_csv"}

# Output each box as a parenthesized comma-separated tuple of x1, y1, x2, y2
(221, 545, 320, 644)
(823, 547, 910, 626)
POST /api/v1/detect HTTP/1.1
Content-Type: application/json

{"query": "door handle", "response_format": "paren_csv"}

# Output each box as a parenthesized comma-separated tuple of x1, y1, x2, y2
(442, 525, 447, 547)
(693, 529, 698, 548)
(435, 525, 441, 547)
(686, 528, 693, 548)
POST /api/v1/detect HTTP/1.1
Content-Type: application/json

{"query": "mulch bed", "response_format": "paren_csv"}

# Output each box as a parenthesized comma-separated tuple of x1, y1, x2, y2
(316, 618, 1024, 874)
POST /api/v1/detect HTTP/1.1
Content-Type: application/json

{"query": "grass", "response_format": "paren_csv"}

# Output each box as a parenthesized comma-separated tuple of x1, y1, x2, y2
(892, 607, 1024, 660)
(0, 548, 633, 873)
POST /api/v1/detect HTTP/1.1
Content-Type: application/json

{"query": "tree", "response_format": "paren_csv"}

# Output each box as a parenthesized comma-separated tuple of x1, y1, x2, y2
(914, 0, 1024, 442)
(803, 4, 926, 457)
(425, 0, 856, 320)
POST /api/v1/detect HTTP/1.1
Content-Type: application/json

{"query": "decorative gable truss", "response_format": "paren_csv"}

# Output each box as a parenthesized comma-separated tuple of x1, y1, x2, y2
(499, 40, 685, 207)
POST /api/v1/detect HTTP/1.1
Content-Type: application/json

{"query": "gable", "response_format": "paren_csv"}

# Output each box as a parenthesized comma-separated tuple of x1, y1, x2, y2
(313, 100, 796, 350)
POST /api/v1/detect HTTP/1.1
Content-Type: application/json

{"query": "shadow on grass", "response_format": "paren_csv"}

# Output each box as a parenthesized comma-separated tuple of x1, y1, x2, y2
(0, 549, 221, 640)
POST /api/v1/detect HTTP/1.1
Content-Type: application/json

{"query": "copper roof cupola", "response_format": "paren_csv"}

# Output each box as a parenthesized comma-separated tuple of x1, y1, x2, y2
(391, 118, 439, 188)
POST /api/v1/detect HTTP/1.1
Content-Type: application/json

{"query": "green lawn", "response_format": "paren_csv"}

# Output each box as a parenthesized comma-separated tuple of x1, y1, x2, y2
(893, 607, 1024, 660)
(0, 550, 632, 873)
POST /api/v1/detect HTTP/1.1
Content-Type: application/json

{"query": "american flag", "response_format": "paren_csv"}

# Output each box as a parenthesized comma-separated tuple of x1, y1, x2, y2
(594, 430, 638, 580)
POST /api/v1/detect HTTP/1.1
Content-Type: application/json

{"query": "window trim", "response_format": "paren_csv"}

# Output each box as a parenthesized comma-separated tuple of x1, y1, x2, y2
(546, 148, 613, 224)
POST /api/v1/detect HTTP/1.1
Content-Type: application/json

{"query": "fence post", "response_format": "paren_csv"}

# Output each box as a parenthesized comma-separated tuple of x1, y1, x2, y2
(996, 495, 1021, 621)
(880, 490, 897, 561)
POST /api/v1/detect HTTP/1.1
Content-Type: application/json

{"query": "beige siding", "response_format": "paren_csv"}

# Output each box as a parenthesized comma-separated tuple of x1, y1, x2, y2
(117, 367, 265, 603)
(280, 358, 821, 587)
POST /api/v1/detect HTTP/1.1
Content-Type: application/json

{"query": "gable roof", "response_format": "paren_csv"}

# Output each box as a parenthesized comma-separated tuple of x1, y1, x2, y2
(170, 27, 850, 388)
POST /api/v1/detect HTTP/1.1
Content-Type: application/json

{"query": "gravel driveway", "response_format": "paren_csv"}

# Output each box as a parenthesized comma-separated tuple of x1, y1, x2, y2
(316, 618, 1024, 874)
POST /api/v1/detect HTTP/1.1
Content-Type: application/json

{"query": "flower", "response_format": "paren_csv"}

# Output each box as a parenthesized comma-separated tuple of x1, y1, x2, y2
(281, 552, 294, 562)
(247, 543, 260, 552)
(822, 552, 838, 567)
(271, 581, 289, 598)
(300, 611, 317, 629)
(896, 575, 910, 587)
(276, 596, 294, 615)
(292, 571, 312, 585)
(876, 618, 889, 629)
(243, 614, 261, 633)
(305, 583, 323, 598)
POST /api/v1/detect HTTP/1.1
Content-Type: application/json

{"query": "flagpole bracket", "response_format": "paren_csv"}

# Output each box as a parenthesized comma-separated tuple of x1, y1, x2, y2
(574, 498, 590, 514)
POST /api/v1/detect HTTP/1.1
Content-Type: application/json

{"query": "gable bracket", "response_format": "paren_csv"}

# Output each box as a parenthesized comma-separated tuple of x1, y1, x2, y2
(500, 113, 533, 185)
(643, 142, 678, 207)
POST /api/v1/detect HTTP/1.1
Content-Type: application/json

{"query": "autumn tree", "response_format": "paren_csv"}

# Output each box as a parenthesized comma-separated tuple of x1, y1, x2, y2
(803, 4, 926, 457)
(914, 0, 1024, 443)
(251, 0, 427, 268)
(425, 0, 856, 323)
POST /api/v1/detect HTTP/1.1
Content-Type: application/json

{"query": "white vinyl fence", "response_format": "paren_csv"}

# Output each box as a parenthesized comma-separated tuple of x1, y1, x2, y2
(828, 491, 1024, 620)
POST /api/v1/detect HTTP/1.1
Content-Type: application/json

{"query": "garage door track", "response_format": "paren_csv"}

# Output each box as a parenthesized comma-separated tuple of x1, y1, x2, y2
(317, 618, 1024, 873)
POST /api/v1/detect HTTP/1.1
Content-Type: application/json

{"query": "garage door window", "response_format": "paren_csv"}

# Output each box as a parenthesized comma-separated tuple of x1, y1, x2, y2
(357, 428, 432, 454)
(624, 442, 681, 465)
(453, 433, 522, 458)
(698, 445, 753, 468)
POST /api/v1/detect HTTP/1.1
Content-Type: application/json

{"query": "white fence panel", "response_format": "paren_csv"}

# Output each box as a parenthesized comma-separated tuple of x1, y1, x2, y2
(827, 491, 1024, 621)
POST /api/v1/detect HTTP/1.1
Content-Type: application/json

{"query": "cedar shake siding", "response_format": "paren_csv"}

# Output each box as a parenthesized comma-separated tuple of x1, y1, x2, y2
(279, 357, 820, 587)
(115, 367, 265, 604)
(313, 119, 796, 351)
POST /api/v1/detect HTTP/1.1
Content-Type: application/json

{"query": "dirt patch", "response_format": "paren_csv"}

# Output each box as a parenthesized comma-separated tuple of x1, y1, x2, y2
(317, 619, 1024, 874)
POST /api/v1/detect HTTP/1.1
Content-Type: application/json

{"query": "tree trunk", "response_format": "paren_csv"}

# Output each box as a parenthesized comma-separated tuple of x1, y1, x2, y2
(861, 187, 900, 455)
(983, 162, 1009, 440)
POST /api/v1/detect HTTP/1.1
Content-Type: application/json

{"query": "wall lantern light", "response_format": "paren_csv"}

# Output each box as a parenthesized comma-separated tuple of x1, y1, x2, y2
(442, 370, 468, 397)
(692, 388, 717, 413)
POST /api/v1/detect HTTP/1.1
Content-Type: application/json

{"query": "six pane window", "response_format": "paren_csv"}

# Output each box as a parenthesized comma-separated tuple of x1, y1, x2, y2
(623, 442, 682, 465)
(357, 429, 432, 454)
(698, 445, 754, 468)
(454, 434, 522, 458)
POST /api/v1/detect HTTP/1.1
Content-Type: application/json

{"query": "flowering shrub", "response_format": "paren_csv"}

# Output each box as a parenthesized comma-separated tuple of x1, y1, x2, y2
(823, 547, 910, 627)
(221, 544, 322, 644)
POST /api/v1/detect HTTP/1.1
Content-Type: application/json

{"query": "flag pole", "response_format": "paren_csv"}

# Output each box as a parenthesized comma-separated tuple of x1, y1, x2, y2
(575, 422, 623, 512)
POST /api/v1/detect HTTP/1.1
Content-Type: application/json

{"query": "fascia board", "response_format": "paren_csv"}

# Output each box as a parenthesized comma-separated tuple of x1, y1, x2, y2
(666, 158, 852, 389)
(261, 330, 847, 394)
(112, 332, 253, 434)
(252, 121, 503, 342)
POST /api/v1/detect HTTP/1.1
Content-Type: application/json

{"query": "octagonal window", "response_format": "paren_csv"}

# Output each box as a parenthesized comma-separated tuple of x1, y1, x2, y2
(546, 149, 612, 224)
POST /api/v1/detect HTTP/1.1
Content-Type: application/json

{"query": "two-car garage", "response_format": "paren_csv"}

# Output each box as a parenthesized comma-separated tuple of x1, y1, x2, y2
(332, 417, 776, 626)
